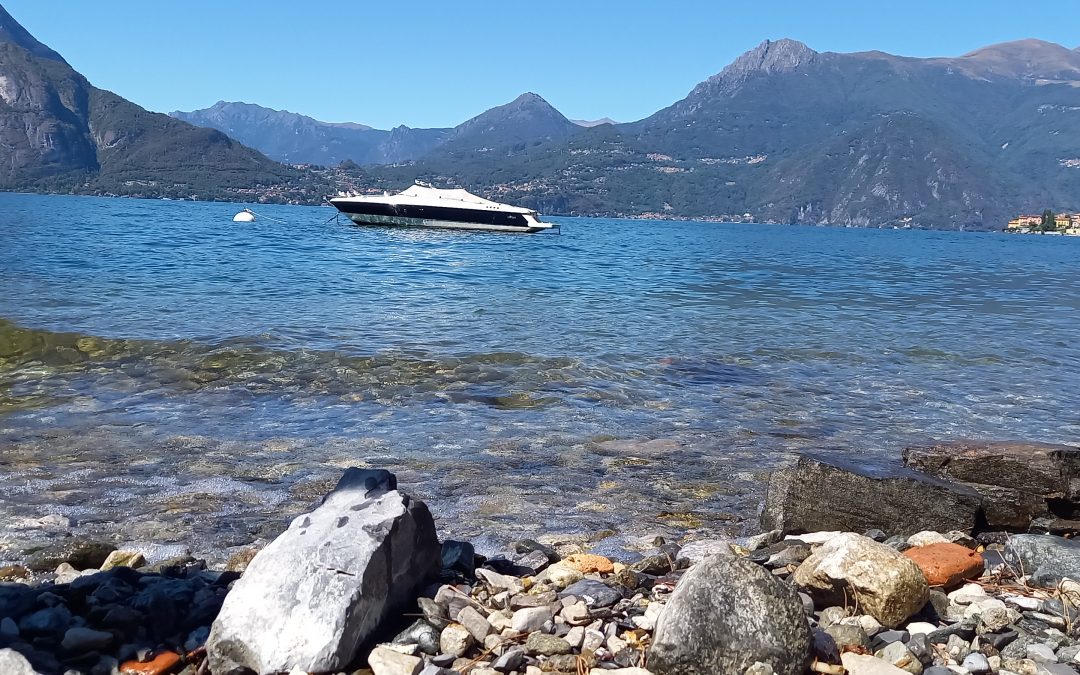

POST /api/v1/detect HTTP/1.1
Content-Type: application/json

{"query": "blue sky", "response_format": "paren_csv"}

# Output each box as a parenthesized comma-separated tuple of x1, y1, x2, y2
(5, 1, 1080, 129)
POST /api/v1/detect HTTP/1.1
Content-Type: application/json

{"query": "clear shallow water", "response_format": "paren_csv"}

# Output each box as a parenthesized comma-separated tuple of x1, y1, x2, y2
(2, 192, 1079, 562)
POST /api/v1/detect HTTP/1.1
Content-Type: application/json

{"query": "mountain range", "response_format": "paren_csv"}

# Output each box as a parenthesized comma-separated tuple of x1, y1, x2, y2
(2, 0, 1079, 229)
(0, 4, 297, 200)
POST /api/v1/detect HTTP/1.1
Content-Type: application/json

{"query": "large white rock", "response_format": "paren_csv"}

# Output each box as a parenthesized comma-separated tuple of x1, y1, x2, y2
(794, 532, 929, 629)
(0, 649, 40, 675)
(207, 469, 440, 674)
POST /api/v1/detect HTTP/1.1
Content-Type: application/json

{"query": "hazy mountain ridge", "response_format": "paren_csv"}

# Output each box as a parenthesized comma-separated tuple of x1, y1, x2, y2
(170, 101, 452, 166)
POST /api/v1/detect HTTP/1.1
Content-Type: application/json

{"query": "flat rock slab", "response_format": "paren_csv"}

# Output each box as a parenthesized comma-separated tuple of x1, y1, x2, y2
(761, 453, 981, 537)
(207, 469, 439, 674)
(903, 441, 1080, 530)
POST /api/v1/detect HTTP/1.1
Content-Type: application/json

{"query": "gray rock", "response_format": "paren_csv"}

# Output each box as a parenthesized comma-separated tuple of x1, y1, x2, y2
(560, 579, 621, 608)
(649, 553, 812, 675)
(875, 640, 922, 674)
(60, 627, 113, 653)
(679, 539, 735, 563)
(1027, 643, 1058, 663)
(525, 632, 571, 656)
(457, 606, 492, 642)
(824, 624, 870, 650)
(492, 648, 525, 672)
(795, 533, 930, 629)
(0, 649, 39, 675)
(392, 620, 440, 656)
(1005, 535, 1080, 587)
(962, 653, 992, 674)
(761, 453, 982, 536)
(206, 469, 440, 674)
(903, 441, 1080, 530)
(511, 606, 552, 633)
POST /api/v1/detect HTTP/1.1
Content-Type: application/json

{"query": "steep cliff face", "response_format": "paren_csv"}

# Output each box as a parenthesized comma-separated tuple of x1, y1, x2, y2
(0, 42, 97, 182)
(0, 5, 289, 192)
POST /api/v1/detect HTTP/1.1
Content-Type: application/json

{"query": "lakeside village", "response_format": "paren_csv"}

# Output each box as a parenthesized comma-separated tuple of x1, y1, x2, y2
(1006, 210, 1080, 235)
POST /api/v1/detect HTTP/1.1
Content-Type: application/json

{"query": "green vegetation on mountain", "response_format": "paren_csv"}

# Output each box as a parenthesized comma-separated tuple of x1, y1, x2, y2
(3, 0, 1080, 229)
(362, 39, 1080, 229)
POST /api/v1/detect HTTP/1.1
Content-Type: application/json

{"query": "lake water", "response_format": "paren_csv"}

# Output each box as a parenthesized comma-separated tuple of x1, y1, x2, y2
(2, 192, 1078, 563)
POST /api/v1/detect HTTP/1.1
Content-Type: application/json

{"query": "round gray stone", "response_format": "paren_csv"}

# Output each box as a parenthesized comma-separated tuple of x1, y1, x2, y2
(649, 554, 812, 675)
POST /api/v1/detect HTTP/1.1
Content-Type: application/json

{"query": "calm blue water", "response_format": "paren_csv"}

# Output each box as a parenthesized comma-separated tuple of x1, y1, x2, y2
(2, 192, 1079, 561)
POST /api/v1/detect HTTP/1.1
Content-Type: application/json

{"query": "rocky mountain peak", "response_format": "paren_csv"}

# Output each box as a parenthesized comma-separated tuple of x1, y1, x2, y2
(720, 38, 818, 79)
(0, 3, 66, 62)
(687, 39, 818, 100)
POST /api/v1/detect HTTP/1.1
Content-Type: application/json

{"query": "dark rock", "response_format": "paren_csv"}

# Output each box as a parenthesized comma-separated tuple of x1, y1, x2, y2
(492, 648, 525, 672)
(60, 627, 112, 653)
(482, 556, 534, 577)
(142, 555, 198, 575)
(649, 554, 812, 675)
(872, 629, 910, 648)
(884, 535, 913, 552)
(511, 550, 550, 573)
(864, 529, 889, 542)
(903, 441, 1080, 530)
(0, 586, 36, 621)
(18, 606, 71, 637)
(761, 454, 982, 536)
(24, 539, 116, 572)
(811, 629, 841, 664)
(1005, 534, 1080, 586)
(417, 597, 450, 631)
(908, 633, 932, 665)
(925, 589, 949, 622)
(559, 580, 621, 608)
(981, 629, 1019, 651)
(512, 539, 559, 563)
(927, 621, 976, 644)
(440, 540, 475, 578)
(207, 468, 440, 674)
(392, 619, 440, 655)
(629, 554, 672, 576)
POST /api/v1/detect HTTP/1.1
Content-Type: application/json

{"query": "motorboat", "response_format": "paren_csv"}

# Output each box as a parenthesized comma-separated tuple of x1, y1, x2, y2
(329, 183, 556, 233)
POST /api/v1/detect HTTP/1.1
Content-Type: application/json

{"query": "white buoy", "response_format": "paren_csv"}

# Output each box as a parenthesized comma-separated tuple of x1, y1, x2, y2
(233, 209, 256, 222)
